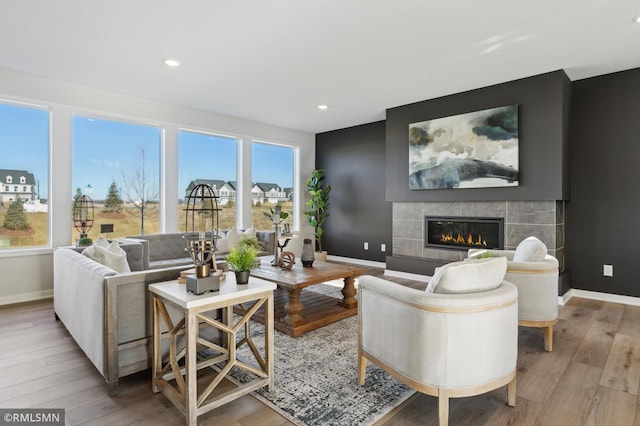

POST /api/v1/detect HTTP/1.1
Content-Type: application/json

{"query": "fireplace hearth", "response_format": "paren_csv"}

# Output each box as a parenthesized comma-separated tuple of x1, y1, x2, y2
(425, 216, 504, 251)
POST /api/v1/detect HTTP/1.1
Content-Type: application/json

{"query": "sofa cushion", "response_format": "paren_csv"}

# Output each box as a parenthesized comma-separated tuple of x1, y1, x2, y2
(426, 257, 506, 294)
(513, 236, 547, 262)
(240, 227, 256, 239)
(115, 238, 145, 271)
(148, 257, 194, 270)
(82, 237, 131, 273)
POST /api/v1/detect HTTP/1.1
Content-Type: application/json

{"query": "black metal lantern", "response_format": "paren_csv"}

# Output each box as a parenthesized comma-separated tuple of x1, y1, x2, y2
(73, 195, 94, 239)
(183, 184, 221, 294)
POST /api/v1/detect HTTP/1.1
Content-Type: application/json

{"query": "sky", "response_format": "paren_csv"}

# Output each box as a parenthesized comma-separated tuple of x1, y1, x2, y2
(1, 103, 294, 201)
(0, 103, 49, 198)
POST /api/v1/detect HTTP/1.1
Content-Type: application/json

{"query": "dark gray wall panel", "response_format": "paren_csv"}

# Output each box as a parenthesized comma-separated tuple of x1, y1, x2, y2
(316, 121, 390, 261)
(386, 70, 570, 202)
(568, 68, 640, 297)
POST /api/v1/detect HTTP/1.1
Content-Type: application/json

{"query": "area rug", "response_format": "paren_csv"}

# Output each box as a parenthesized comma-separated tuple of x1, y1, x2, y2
(227, 283, 415, 426)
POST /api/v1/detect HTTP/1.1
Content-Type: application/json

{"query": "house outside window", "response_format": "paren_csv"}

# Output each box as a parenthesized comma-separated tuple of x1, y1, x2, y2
(178, 130, 237, 231)
(251, 141, 294, 231)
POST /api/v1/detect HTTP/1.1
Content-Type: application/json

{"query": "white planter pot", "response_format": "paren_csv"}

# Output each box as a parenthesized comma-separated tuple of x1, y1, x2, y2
(314, 251, 328, 262)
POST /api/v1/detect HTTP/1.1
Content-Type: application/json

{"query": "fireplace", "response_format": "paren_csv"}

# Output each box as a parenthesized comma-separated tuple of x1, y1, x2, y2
(425, 216, 504, 251)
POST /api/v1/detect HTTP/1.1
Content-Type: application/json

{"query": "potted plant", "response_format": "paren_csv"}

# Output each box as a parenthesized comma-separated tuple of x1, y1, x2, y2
(264, 206, 292, 235)
(304, 169, 331, 261)
(226, 239, 259, 284)
(264, 206, 289, 223)
(78, 237, 93, 247)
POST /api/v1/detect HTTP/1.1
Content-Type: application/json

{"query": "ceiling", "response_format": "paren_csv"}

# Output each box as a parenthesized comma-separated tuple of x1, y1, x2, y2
(1, 1, 639, 134)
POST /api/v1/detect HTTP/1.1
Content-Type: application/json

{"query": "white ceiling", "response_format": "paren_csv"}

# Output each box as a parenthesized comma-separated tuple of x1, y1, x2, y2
(1, 1, 639, 134)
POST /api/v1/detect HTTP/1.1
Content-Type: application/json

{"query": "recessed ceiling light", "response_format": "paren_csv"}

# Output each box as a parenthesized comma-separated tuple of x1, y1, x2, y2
(634, 16, 640, 23)
(163, 57, 182, 67)
(317, 105, 329, 110)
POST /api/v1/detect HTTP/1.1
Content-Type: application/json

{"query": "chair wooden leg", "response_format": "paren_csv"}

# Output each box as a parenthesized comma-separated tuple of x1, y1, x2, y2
(507, 375, 516, 407)
(357, 355, 367, 386)
(543, 325, 553, 352)
(438, 390, 449, 426)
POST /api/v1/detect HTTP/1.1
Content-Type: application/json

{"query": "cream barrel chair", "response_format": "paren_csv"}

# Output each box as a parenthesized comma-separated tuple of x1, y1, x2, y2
(358, 257, 518, 426)
(469, 236, 559, 352)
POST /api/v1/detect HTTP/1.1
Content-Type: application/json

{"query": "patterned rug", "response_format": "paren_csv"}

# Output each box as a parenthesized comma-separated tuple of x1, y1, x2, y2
(226, 283, 415, 426)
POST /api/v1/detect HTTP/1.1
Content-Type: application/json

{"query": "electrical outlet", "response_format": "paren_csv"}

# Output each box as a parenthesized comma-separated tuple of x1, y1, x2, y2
(603, 264, 613, 277)
(364, 242, 368, 250)
(381, 243, 386, 252)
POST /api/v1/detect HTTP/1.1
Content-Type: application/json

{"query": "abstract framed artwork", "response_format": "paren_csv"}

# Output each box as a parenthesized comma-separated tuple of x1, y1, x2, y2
(409, 105, 519, 189)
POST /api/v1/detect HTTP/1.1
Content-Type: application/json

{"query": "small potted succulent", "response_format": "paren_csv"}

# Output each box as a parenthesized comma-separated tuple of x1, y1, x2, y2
(77, 237, 93, 247)
(226, 239, 259, 284)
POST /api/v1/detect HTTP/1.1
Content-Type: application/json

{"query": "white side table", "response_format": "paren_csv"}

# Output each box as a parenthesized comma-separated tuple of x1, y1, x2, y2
(150, 274, 276, 425)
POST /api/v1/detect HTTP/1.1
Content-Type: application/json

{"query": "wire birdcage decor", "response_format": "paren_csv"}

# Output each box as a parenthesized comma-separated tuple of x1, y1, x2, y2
(183, 184, 221, 279)
(73, 195, 94, 238)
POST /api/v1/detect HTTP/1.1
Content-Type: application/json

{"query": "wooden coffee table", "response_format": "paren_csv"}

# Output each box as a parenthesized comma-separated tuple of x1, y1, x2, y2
(248, 258, 366, 337)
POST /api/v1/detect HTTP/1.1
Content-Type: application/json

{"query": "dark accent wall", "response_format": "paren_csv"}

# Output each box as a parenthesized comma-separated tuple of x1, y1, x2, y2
(316, 121, 390, 262)
(386, 70, 571, 202)
(568, 68, 640, 297)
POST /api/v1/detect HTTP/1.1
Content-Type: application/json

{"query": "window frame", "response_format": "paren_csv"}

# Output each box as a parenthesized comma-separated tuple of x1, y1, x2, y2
(0, 99, 51, 255)
(177, 128, 240, 231)
(250, 139, 297, 231)
(71, 113, 163, 242)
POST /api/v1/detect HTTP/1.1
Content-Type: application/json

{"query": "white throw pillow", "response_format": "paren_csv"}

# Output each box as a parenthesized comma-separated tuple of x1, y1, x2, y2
(82, 237, 131, 273)
(216, 229, 239, 253)
(513, 236, 547, 262)
(217, 227, 257, 253)
(426, 257, 506, 294)
(239, 227, 256, 239)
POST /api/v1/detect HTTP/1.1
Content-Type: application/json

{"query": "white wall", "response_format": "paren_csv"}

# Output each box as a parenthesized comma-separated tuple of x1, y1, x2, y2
(0, 67, 315, 305)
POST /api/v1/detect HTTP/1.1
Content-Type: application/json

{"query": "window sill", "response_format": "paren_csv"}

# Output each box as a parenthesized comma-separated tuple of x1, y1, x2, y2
(0, 246, 53, 258)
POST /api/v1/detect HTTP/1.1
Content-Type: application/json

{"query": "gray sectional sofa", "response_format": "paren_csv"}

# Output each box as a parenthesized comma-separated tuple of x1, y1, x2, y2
(53, 231, 275, 396)
(125, 231, 276, 270)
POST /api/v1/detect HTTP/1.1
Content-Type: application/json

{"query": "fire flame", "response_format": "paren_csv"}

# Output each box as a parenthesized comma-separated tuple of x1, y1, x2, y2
(440, 232, 487, 247)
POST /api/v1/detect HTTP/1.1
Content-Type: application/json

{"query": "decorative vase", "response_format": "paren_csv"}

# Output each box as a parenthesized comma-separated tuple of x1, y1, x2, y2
(301, 238, 315, 267)
(235, 270, 250, 284)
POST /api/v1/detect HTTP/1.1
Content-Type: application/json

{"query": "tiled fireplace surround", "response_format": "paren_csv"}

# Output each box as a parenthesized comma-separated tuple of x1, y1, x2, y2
(392, 201, 565, 272)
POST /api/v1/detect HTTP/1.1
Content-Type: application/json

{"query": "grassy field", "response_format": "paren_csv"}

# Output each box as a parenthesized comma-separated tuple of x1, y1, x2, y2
(0, 201, 291, 248)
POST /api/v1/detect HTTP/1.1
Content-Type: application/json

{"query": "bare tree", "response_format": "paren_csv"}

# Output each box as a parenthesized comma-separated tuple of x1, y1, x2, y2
(121, 146, 158, 235)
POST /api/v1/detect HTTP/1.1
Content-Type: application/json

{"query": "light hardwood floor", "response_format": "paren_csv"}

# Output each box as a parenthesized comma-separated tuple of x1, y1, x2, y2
(1, 268, 640, 425)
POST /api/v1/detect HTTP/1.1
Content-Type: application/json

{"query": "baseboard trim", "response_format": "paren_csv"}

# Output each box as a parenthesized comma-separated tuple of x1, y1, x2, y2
(562, 288, 640, 307)
(0, 290, 53, 306)
(326, 255, 386, 269)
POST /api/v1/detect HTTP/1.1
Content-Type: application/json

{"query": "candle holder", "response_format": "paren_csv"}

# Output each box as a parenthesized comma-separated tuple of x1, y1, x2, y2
(183, 184, 222, 294)
(73, 195, 94, 244)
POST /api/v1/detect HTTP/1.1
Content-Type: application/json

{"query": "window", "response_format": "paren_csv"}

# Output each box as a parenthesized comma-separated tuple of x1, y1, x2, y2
(178, 130, 237, 231)
(251, 141, 294, 231)
(72, 116, 161, 242)
(0, 102, 49, 249)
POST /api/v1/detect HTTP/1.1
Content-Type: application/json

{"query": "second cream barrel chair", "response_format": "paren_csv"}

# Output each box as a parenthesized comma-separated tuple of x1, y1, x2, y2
(469, 236, 559, 352)
(358, 257, 518, 426)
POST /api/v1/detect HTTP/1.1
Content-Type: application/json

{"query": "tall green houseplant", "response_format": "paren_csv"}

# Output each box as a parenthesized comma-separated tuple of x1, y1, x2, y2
(304, 169, 331, 252)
